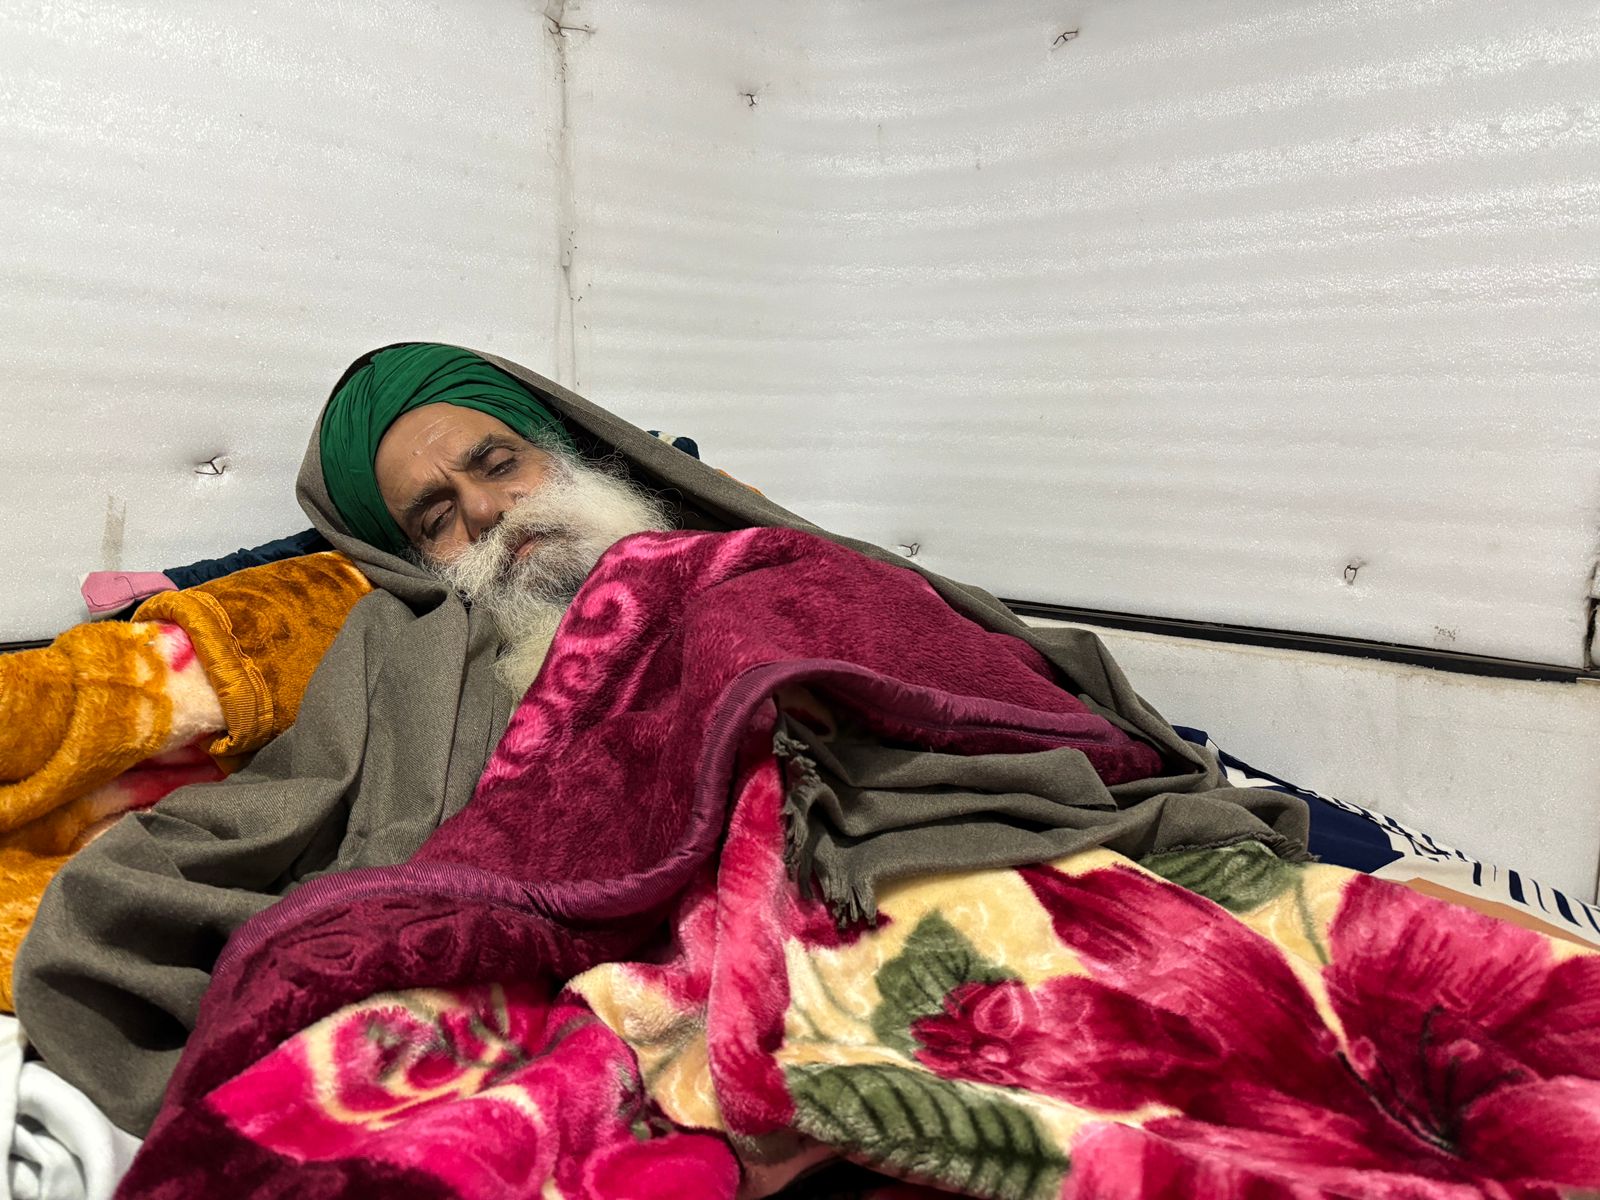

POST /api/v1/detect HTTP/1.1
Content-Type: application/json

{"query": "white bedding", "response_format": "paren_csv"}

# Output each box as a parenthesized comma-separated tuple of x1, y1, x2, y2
(0, 1019, 138, 1200)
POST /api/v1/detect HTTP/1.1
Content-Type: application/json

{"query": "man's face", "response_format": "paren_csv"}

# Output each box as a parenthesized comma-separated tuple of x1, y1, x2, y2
(372, 401, 672, 693)
(375, 404, 559, 563)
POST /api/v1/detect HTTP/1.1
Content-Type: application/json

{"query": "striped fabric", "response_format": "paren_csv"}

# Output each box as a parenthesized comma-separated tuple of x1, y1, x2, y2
(1172, 726, 1600, 948)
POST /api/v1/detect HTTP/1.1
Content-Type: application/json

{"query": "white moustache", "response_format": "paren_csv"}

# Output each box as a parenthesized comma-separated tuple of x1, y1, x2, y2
(430, 451, 672, 696)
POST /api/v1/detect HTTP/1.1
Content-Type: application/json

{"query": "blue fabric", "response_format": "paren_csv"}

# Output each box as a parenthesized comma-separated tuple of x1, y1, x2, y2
(164, 530, 333, 590)
(1299, 791, 1407, 874)
(647, 431, 700, 459)
(1172, 726, 1402, 875)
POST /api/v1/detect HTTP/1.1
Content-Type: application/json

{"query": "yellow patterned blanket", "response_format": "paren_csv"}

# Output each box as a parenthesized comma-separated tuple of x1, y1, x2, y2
(0, 553, 369, 1007)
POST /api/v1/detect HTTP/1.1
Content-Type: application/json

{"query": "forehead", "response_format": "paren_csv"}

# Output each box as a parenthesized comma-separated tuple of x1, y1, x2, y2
(374, 403, 521, 507)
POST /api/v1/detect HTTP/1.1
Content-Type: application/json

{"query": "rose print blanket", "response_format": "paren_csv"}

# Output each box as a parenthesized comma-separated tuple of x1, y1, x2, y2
(124, 840, 1600, 1199)
(128, 844, 1600, 1200)
(114, 529, 1598, 1197)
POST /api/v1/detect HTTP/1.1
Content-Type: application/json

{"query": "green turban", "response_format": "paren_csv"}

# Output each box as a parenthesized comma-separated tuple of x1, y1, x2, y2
(319, 344, 575, 556)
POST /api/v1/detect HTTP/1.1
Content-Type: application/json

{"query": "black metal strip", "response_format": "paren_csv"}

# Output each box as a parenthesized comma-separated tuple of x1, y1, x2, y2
(6, 607, 1593, 683)
(0, 639, 53, 655)
(1001, 599, 1599, 684)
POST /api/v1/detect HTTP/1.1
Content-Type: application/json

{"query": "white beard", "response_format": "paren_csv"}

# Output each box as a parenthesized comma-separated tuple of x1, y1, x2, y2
(428, 450, 672, 697)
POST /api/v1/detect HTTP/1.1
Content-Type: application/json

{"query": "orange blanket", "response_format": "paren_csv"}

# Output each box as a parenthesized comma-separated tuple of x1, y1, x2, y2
(0, 552, 370, 1008)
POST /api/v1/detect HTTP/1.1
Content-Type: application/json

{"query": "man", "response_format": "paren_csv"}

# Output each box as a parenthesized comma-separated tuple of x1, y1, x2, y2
(14, 343, 1303, 1135)
(329, 345, 676, 695)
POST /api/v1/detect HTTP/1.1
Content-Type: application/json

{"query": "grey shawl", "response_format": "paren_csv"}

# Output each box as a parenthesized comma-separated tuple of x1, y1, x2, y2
(14, 346, 1307, 1135)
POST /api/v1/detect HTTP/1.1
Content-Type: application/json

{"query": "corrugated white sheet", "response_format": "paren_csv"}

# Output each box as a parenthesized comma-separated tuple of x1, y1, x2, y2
(3, 0, 1596, 659)
(1, 2, 1596, 886)
(565, 0, 1600, 666)
(0, 0, 560, 641)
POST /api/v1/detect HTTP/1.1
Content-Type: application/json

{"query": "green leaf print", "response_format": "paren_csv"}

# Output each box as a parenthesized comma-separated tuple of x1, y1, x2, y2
(870, 912, 1015, 1055)
(1139, 841, 1302, 913)
(787, 1062, 1068, 1200)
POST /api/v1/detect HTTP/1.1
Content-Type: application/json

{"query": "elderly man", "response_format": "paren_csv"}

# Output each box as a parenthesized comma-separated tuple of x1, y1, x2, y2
(15, 343, 1299, 1136)
(326, 345, 676, 694)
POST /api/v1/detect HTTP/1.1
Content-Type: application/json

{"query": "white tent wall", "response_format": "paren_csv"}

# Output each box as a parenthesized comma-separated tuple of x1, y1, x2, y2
(563, 0, 1600, 667)
(0, 0, 565, 640)
(2, 1, 1597, 895)
(1033, 621, 1600, 900)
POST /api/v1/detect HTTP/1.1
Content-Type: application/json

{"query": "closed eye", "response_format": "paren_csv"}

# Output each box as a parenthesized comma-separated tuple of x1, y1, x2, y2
(422, 504, 453, 542)
(404, 438, 521, 542)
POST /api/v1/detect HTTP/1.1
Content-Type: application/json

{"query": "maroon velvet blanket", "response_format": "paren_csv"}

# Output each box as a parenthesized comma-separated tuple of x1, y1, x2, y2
(117, 528, 1210, 1195)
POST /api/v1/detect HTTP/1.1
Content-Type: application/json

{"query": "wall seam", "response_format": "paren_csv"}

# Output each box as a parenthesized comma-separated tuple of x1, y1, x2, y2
(543, 1, 587, 392)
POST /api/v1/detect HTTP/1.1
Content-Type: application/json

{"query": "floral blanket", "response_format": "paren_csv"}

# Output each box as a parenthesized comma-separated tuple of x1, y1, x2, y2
(121, 838, 1599, 1197)
(113, 530, 1598, 1197)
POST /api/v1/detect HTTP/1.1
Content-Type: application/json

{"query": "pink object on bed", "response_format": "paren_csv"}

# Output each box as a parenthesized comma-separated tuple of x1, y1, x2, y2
(79, 572, 177, 617)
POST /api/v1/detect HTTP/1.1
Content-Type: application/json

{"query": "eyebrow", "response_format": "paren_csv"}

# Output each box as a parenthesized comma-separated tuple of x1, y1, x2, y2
(399, 434, 522, 531)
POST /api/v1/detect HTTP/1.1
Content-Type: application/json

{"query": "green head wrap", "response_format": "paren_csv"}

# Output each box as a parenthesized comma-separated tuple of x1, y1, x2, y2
(319, 344, 575, 556)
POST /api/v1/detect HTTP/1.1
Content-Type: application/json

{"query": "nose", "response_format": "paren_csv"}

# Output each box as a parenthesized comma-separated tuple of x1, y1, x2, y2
(461, 483, 511, 544)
